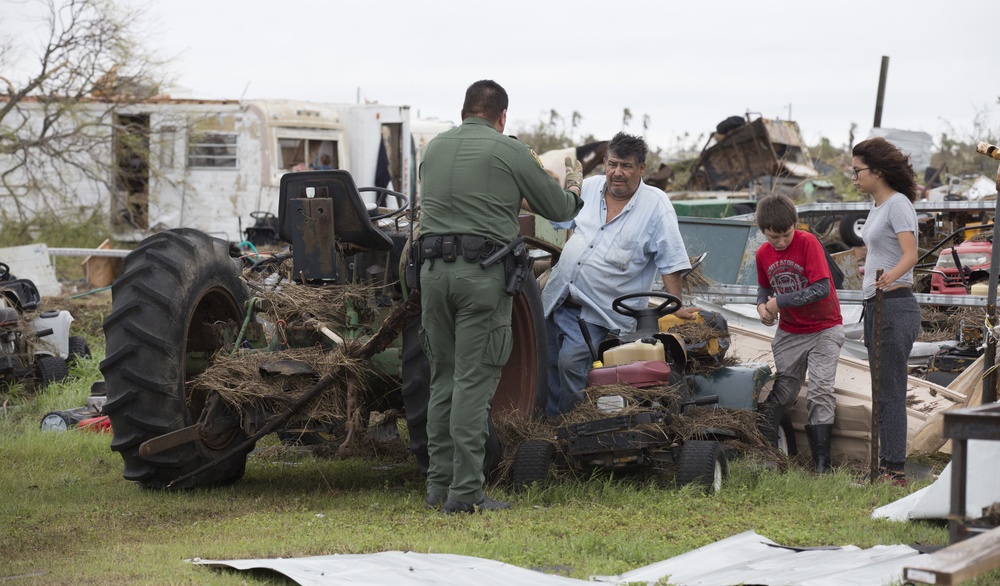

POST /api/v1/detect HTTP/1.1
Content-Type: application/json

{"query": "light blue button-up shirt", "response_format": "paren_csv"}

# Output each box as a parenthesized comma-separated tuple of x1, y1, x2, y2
(541, 176, 691, 332)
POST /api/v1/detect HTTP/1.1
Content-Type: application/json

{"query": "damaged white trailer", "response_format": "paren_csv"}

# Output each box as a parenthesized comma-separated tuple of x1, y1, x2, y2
(1, 97, 413, 243)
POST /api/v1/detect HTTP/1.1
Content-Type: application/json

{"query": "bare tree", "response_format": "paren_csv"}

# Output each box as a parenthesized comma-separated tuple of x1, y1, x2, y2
(0, 0, 165, 224)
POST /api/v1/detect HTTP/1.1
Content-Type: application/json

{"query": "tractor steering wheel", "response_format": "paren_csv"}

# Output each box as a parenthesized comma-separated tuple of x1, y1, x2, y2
(612, 291, 682, 318)
(249, 211, 276, 221)
(359, 187, 410, 221)
(0, 262, 9, 282)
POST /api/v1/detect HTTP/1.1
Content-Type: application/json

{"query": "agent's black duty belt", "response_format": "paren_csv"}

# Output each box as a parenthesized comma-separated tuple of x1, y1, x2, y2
(419, 235, 501, 264)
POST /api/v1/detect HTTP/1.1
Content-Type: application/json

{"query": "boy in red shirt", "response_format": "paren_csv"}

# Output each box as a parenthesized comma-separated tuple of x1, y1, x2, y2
(755, 195, 844, 473)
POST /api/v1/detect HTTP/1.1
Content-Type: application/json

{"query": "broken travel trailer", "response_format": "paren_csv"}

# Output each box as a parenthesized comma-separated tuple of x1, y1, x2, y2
(0, 97, 414, 243)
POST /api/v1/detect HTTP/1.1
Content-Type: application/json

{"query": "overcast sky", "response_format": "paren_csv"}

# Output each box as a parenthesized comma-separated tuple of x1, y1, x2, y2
(7, 0, 1000, 153)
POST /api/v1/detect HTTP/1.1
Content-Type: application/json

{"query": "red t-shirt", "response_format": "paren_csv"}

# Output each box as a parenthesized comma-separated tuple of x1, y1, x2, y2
(755, 230, 842, 334)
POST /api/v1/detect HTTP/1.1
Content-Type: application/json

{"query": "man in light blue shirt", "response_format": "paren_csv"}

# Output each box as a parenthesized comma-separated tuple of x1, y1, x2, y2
(541, 132, 696, 417)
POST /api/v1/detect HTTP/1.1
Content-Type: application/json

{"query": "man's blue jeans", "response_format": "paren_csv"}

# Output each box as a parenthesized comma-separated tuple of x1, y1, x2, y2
(545, 304, 610, 418)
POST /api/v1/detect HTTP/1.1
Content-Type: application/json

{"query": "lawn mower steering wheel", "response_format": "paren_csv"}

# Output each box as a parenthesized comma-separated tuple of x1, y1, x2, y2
(612, 291, 682, 336)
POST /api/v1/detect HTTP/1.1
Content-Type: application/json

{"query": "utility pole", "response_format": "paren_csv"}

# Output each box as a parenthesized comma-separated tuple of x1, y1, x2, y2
(873, 56, 889, 128)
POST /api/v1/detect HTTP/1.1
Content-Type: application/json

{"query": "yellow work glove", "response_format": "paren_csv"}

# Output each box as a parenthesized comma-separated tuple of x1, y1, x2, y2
(564, 157, 583, 191)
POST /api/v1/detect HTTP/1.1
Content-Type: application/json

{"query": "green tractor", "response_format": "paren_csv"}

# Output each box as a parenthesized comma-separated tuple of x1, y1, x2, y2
(100, 170, 547, 489)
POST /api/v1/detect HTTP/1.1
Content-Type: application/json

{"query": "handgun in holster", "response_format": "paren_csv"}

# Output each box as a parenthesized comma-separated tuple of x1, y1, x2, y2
(503, 242, 535, 296)
(479, 235, 535, 297)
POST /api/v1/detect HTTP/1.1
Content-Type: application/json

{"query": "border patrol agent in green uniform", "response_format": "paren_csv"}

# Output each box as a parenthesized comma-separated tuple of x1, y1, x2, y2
(418, 80, 583, 513)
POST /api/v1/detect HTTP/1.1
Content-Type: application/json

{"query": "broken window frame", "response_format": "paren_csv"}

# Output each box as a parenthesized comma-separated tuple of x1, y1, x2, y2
(187, 132, 238, 169)
(274, 129, 342, 174)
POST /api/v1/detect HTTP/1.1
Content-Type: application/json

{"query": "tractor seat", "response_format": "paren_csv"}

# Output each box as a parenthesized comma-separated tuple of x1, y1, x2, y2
(277, 170, 393, 251)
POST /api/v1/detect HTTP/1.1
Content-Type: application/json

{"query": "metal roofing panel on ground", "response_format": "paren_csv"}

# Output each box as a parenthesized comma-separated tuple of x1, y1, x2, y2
(874, 439, 1000, 521)
(195, 551, 590, 586)
(195, 531, 927, 586)
(595, 530, 922, 586)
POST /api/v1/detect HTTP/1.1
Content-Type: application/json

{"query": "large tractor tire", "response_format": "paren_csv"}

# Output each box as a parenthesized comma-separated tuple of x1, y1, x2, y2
(400, 275, 548, 480)
(401, 315, 503, 481)
(101, 229, 252, 489)
(494, 275, 548, 416)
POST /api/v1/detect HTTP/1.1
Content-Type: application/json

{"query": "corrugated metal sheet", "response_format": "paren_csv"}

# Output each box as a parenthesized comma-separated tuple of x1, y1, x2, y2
(195, 531, 929, 586)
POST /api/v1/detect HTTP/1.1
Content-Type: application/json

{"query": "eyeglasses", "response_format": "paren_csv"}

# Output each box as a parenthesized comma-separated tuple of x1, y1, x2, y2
(851, 167, 870, 180)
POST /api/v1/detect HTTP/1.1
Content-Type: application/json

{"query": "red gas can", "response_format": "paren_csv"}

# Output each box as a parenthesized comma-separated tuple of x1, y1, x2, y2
(587, 360, 671, 388)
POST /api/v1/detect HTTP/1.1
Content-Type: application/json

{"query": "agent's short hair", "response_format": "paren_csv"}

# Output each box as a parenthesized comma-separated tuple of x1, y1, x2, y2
(607, 132, 648, 166)
(852, 137, 917, 202)
(461, 80, 508, 123)
(755, 194, 798, 233)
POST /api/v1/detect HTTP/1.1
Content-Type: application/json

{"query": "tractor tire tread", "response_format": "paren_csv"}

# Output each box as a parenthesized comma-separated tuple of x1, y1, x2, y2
(100, 228, 251, 490)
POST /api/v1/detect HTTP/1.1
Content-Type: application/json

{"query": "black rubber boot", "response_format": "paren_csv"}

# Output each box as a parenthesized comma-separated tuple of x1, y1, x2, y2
(805, 424, 833, 473)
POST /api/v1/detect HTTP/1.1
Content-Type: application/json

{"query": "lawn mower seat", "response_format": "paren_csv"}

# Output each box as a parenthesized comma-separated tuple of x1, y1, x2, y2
(0, 278, 41, 312)
(0, 306, 18, 327)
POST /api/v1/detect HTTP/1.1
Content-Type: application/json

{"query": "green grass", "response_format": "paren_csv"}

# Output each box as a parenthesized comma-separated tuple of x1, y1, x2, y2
(2, 352, 997, 585)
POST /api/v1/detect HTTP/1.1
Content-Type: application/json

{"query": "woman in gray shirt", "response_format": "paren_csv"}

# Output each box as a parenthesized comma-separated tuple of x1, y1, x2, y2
(854, 137, 920, 487)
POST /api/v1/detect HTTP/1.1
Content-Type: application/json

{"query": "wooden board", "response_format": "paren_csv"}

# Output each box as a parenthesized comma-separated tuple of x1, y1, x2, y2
(729, 324, 965, 463)
(81, 239, 123, 288)
(903, 525, 1000, 585)
(911, 355, 986, 455)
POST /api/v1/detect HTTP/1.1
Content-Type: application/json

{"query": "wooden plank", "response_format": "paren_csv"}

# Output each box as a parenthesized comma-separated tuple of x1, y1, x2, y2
(912, 356, 985, 455)
(81, 239, 123, 288)
(903, 525, 1000, 585)
(731, 323, 963, 461)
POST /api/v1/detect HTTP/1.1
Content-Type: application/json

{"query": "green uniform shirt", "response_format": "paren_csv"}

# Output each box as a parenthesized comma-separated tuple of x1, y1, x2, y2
(418, 117, 582, 244)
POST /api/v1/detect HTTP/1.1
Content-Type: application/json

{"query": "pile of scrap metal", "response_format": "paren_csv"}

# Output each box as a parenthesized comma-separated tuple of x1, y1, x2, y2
(683, 114, 836, 202)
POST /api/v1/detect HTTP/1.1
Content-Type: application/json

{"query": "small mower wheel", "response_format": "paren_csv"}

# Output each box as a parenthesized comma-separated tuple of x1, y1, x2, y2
(67, 336, 91, 365)
(36, 355, 69, 387)
(758, 402, 797, 456)
(677, 440, 727, 494)
(511, 439, 556, 492)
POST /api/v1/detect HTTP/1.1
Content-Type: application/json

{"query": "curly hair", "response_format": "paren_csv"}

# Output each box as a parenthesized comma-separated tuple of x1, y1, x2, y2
(852, 137, 917, 201)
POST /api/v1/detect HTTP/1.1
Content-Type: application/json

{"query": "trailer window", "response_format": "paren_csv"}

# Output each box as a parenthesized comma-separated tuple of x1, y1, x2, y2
(278, 138, 338, 171)
(188, 133, 238, 168)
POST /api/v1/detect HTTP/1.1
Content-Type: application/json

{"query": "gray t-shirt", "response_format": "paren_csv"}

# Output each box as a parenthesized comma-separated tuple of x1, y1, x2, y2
(861, 192, 918, 299)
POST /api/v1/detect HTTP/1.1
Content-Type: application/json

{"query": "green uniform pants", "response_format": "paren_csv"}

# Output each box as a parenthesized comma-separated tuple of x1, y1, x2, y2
(419, 258, 512, 503)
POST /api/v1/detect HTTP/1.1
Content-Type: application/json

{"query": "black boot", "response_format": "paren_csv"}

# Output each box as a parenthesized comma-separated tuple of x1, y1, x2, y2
(805, 424, 833, 473)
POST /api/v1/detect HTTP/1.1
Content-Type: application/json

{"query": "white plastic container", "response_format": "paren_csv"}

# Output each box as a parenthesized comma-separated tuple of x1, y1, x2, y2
(33, 310, 73, 358)
(602, 339, 665, 367)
